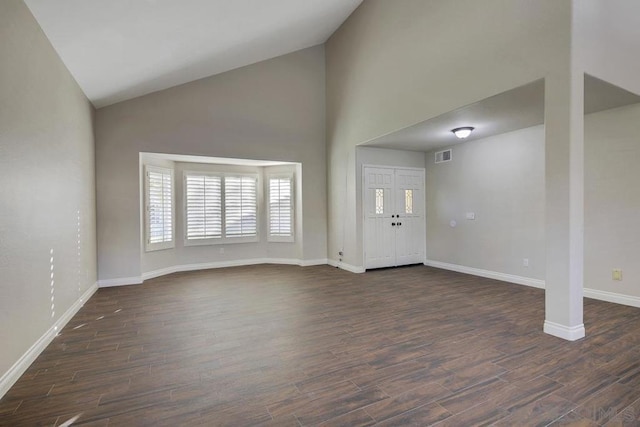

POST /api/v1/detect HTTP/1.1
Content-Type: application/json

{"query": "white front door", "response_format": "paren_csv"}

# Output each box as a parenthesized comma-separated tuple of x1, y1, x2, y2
(364, 167, 425, 269)
(364, 167, 396, 269)
(394, 169, 425, 266)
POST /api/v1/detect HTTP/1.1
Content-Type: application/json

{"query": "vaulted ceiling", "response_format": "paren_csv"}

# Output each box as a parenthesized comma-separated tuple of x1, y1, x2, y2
(24, 0, 640, 144)
(25, 0, 362, 107)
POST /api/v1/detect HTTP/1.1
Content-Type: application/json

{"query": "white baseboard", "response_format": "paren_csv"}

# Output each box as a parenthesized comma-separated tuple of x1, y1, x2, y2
(544, 320, 586, 341)
(99, 258, 331, 287)
(0, 282, 98, 399)
(583, 288, 640, 308)
(327, 259, 366, 274)
(300, 258, 328, 267)
(142, 258, 328, 281)
(424, 259, 640, 311)
(424, 259, 545, 289)
(97, 276, 143, 288)
(143, 258, 269, 281)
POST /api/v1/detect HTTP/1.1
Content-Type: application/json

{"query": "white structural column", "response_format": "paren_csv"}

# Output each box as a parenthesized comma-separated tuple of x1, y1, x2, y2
(543, 62, 586, 341)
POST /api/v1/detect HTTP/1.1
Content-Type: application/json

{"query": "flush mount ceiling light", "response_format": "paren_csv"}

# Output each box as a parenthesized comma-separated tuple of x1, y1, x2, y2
(451, 126, 475, 139)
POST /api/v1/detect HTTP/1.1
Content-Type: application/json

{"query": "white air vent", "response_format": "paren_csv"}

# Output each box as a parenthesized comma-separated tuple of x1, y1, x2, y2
(435, 149, 452, 164)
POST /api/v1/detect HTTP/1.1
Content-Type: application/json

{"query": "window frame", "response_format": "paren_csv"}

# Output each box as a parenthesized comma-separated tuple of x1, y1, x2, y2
(183, 171, 259, 246)
(183, 172, 223, 245)
(267, 173, 295, 243)
(144, 165, 175, 252)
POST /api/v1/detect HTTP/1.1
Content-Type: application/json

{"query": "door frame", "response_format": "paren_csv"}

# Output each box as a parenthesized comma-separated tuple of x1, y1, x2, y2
(362, 164, 427, 270)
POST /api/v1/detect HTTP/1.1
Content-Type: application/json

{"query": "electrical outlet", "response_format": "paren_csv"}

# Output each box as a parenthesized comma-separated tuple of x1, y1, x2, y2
(613, 269, 623, 281)
(523, 258, 529, 267)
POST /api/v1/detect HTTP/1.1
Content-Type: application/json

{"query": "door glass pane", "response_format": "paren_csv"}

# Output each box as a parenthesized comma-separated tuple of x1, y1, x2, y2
(375, 189, 384, 214)
(405, 189, 413, 214)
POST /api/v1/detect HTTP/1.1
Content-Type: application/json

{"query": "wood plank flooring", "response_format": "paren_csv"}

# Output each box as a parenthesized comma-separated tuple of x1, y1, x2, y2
(2, 264, 640, 426)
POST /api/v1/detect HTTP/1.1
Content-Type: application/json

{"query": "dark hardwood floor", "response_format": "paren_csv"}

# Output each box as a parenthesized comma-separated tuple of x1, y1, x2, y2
(2, 264, 640, 426)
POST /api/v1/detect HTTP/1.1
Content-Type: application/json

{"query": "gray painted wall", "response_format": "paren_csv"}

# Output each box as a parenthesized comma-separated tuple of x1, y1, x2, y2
(95, 45, 326, 281)
(585, 103, 640, 298)
(325, 0, 571, 268)
(0, 0, 96, 383)
(425, 126, 545, 280)
(425, 104, 640, 300)
(575, 0, 640, 96)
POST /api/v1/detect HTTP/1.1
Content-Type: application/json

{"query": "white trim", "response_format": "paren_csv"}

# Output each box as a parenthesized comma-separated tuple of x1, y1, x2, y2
(100, 259, 331, 286)
(328, 259, 366, 274)
(142, 266, 183, 281)
(59, 283, 98, 332)
(99, 260, 640, 311)
(144, 165, 175, 252)
(424, 260, 640, 335)
(97, 276, 143, 288)
(424, 259, 545, 289)
(183, 171, 259, 245)
(424, 260, 640, 309)
(584, 288, 640, 308)
(142, 259, 267, 281)
(267, 173, 295, 243)
(142, 258, 326, 280)
(543, 320, 586, 341)
(0, 283, 98, 399)
(300, 258, 328, 267)
(362, 165, 426, 270)
(258, 258, 296, 265)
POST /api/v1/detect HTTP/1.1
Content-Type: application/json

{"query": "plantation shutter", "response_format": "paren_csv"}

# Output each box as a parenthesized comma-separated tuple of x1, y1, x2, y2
(224, 176, 257, 237)
(269, 177, 293, 238)
(185, 174, 222, 240)
(146, 167, 173, 245)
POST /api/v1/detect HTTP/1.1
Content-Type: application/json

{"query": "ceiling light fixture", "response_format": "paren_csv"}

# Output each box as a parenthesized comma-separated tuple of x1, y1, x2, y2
(451, 126, 474, 139)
